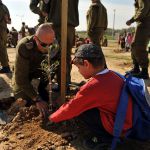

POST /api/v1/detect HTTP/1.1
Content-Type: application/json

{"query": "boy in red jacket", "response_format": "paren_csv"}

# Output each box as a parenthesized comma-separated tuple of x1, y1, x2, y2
(49, 44, 133, 149)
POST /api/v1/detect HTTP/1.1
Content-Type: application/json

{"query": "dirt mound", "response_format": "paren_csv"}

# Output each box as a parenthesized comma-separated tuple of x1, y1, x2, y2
(0, 104, 86, 150)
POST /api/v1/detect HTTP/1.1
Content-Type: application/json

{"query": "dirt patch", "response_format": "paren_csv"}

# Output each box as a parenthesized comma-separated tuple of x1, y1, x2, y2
(0, 104, 88, 150)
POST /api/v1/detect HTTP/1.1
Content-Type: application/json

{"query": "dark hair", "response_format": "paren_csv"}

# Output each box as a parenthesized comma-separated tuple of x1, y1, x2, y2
(73, 44, 105, 67)
(73, 56, 105, 68)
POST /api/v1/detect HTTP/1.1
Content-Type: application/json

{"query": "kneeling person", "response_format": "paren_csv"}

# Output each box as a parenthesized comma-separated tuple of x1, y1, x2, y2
(49, 44, 133, 148)
(12, 23, 55, 117)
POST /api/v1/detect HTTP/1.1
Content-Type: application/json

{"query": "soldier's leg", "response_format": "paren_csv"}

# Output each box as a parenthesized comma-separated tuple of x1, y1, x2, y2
(89, 33, 101, 47)
(89, 31, 107, 68)
(131, 25, 150, 78)
(0, 31, 9, 67)
(66, 26, 75, 86)
(128, 42, 141, 74)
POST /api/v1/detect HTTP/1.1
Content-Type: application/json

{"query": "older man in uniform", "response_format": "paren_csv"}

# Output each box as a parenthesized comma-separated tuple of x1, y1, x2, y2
(0, 0, 11, 73)
(29, 0, 49, 26)
(126, 0, 150, 79)
(12, 23, 55, 117)
(86, 0, 108, 47)
(45, 0, 79, 91)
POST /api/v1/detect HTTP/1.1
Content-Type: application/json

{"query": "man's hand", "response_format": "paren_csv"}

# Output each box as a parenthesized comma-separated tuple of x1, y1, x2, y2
(35, 97, 49, 119)
(126, 20, 132, 26)
(126, 18, 134, 26)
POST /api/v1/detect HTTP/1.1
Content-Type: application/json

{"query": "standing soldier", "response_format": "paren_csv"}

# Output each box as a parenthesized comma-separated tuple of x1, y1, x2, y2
(0, 0, 11, 73)
(12, 23, 55, 117)
(126, 0, 150, 79)
(20, 22, 26, 38)
(45, 0, 79, 92)
(86, 0, 108, 47)
(29, 0, 49, 26)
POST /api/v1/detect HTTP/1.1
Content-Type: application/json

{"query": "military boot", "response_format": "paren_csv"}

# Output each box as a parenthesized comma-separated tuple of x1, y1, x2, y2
(126, 65, 140, 75)
(0, 66, 11, 73)
(133, 68, 149, 79)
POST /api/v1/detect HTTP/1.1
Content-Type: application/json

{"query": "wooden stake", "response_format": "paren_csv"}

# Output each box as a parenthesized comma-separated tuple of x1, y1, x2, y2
(61, 0, 68, 104)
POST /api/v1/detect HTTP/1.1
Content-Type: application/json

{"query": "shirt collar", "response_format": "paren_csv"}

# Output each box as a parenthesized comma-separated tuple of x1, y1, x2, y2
(96, 69, 109, 75)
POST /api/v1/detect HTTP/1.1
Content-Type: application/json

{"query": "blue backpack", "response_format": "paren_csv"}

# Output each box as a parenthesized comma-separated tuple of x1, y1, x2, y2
(111, 72, 150, 150)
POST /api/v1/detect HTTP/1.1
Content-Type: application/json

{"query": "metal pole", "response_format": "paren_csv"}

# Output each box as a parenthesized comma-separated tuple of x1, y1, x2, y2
(112, 9, 116, 39)
(61, 0, 68, 104)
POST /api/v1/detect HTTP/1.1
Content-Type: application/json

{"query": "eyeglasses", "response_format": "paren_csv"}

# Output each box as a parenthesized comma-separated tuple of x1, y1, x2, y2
(36, 36, 51, 47)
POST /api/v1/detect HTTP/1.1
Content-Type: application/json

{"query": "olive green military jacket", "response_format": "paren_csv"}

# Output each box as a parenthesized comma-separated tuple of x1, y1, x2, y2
(45, 0, 79, 27)
(130, 0, 150, 23)
(12, 36, 47, 99)
(0, 2, 10, 30)
(86, 1, 108, 34)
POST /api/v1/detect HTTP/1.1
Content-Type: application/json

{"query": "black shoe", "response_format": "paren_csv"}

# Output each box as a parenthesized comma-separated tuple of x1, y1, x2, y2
(133, 71, 149, 79)
(82, 136, 110, 150)
(0, 66, 11, 73)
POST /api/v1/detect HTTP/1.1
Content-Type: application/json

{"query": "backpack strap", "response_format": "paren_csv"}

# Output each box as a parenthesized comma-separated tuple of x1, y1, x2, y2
(111, 71, 129, 150)
(111, 82, 129, 150)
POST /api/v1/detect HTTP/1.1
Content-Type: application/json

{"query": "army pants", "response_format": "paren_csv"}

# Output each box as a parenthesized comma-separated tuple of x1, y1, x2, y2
(14, 72, 49, 104)
(0, 29, 9, 67)
(53, 26, 75, 87)
(88, 28, 105, 47)
(131, 22, 150, 69)
(88, 28, 107, 67)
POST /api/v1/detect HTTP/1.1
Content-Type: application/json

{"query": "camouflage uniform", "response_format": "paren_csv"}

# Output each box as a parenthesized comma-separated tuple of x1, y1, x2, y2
(12, 36, 49, 102)
(29, 0, 49, 25)
(45, 0, 79, 87)
(129, 0, 150, 71)
(19, 23, 25, 39)
(0, 1, 10, 68)
(86, 0, 108, 47)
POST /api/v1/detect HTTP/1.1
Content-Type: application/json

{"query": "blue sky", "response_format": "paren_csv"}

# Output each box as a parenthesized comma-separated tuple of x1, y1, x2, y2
(4, 0, 135, 31)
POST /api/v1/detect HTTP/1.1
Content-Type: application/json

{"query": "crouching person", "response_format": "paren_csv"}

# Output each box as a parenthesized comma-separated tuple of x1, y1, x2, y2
(12, 23, 55, 118)
(49, 44, 133, 149)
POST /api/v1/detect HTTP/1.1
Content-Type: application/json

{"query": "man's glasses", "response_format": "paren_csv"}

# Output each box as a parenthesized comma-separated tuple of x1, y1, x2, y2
(37, 36, 51, 47)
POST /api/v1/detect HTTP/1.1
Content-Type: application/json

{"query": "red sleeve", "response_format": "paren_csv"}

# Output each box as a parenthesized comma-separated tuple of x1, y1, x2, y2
(49, 80, 101, 123)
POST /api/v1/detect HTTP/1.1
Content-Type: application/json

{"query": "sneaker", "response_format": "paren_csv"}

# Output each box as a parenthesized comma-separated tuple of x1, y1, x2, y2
(0, 66, 11, 73)
(82, 136, 110, 150)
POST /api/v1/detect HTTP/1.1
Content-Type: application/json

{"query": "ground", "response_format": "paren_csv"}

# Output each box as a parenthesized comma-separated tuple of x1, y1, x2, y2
(0, 41, 150, 150)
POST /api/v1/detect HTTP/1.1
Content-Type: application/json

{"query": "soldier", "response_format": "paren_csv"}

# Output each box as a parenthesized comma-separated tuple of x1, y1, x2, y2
(45, 0, 79, 91)
(20, 22, 26, 38)
(10, 27, 18, 48)
(0, 0, 11, 73)
(12, 23, 55, 117)
(86, 0, 108, 47)
(126, 0, 150, 79)
(29, 0, 49, 26)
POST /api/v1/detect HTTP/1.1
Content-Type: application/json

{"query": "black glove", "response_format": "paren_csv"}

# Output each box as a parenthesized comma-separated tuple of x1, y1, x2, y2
(35, 96, 49, 119)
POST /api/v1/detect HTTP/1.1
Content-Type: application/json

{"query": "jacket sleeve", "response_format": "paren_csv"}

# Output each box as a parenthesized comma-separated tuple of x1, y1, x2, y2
(0, 5, 4, 21)
(0, 4, 11, 22)
(50, 82, 102, 123)
(29, 0, 41, 15)
(15, 43, 38, 99)
(133, 0, 150, 22)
